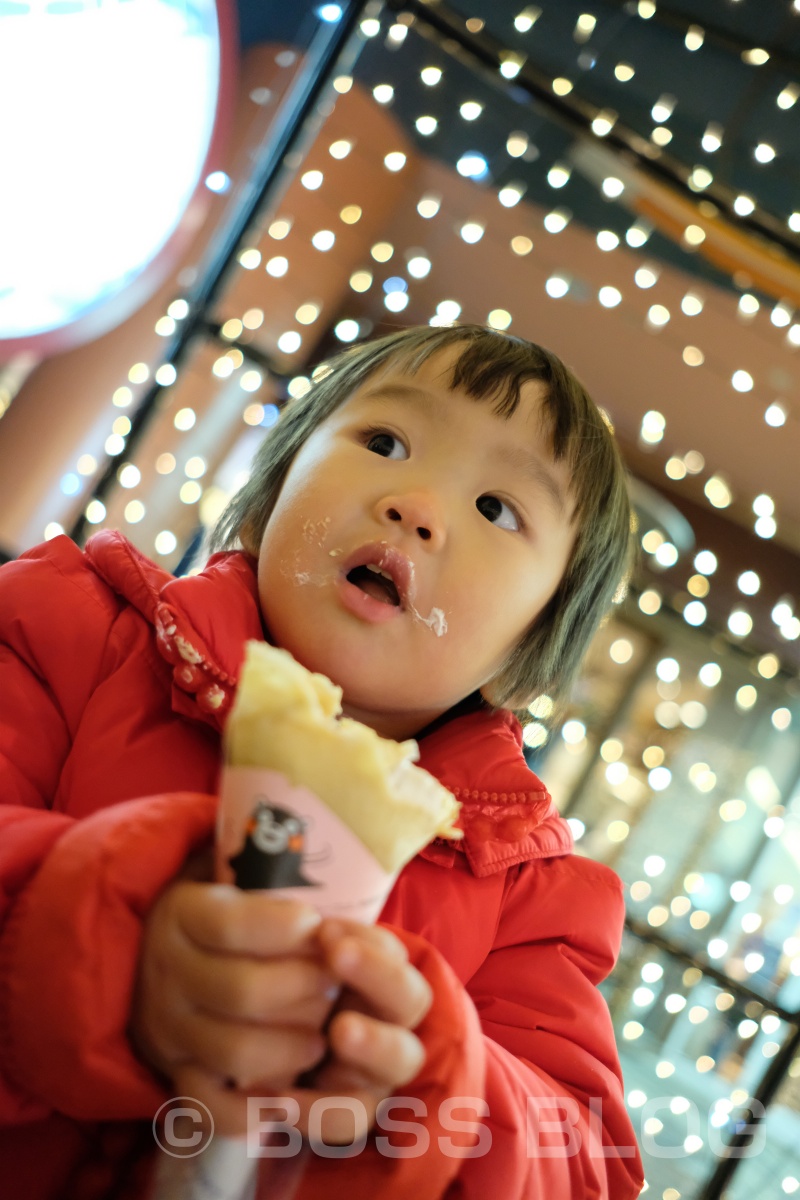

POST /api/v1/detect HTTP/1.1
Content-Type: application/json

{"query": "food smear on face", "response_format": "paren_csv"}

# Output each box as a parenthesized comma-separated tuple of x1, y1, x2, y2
(410, 604, 448, 637)
(302, 517, 331, 546)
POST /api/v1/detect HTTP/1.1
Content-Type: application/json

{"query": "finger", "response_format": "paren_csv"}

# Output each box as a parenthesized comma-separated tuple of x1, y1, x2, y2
(176, 942, 338, 1025)
(318, 919, 408, 963)
(324, 936, 432, 1029)
(175, 884, 322, 957)
(327, 1010, 426, 1090)
(178, 1010, 326, 1088)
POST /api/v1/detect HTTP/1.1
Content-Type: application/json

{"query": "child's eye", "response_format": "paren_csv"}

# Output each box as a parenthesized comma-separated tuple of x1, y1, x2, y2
(364, 430, 408, 459)
(476, 494, 520, 532)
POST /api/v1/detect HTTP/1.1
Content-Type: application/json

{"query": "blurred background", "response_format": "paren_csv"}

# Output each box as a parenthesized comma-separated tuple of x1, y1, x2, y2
(1, 2, 799, 1196)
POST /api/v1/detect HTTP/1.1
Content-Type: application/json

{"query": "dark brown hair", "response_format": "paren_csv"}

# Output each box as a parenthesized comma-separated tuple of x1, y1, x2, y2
(210, 324, 633, 713)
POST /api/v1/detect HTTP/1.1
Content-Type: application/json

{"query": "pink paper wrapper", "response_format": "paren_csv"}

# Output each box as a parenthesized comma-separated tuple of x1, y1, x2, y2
(216, 766, 398, 924)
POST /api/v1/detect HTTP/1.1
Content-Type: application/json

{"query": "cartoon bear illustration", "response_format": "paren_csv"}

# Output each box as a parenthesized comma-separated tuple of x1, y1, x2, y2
(228, 800, 320, 890)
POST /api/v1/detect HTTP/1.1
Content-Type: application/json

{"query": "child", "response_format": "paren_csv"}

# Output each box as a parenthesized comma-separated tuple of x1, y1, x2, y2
(0, 324, 644, 1199)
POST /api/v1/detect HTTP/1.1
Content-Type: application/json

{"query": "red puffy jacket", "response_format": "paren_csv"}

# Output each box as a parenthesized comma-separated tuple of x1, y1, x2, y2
(0, 531, 643, 1199)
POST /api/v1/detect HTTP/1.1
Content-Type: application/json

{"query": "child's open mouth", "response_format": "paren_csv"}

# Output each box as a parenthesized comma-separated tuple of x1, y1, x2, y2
(345, 564, 401, 607)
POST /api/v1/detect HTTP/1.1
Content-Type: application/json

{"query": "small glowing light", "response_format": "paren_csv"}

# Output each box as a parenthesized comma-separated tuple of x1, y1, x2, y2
(372, 84, 394, 105)
(633, 986, 654, 1008)
(647, 907, 669, 927)
(128, 363, 149, 384)
(514, 6, 542, 33)
(511, 235, 534, 255)
(407, 255, 432, 279)
(644, 854, 666, 877)
(765, 815, 785, 838)
(771, 303, 793, 327)
(212, 356, 234, 379)
(60, 472, 81, 496)
(562, 719, 586, 745)
(179, 481, 202, 505)
(318, 3, 342, 21)
(328, 138, 352, 159)
(415, 115, 438, 136)
(547, 163, 571, 188)
(167, 299, 189, 321)
(384, 151, 406, 172)
(657, 657, 679, 683)
(591, 109, 617, 137)
(311, 230, 335, 252)
(156, 453, 176, 475)
(239, 370, 262, 394)
(601, 737, 624, 761)
(728, 610, 753, 638)
(174, 408, 196, 432)
(678, 294, 704, 318)
(265, 255, 289, 278)
(596, 230, 620, 251)
(544, 208, 571, 233)
(705, 475, 733, 508)
(487, 308, 513, 330)
(123, 501, 145, 524)
(765, 403, 787, 426)
(757, 653, 779, 679)
(598, 287, 622, 308)
(118, 463, 140, 489)
(460, 222, 485, 244)
(384, 292, 409, 313)
(623, 1020, 644, 1039)
(777, 83, 799, 109)
(647, 304, 671, 326)
(754, 142, 776, 163)
(626, 221, 651, 247)
(523, 722, 549, 749)
(742, 47, 770, 66)
(301, 169, 323, 190)
(755, 515, 777, 538)
(642, 746, 664, 769)
(334, 319, 360, 343)
(606, 762, 628, 786)
(684, 224, 706, 245)
(734, 194, 756, 216)
(773, 600, 794, 626)
(459, 100, 483, 121)
(420, 66, 443, 86)
(155, 530, 178, 556)
(688, 574, 709, 597)
(685, 24, 705, 51)
(639, 589, 662, 615)
(614, 63, 635, 82)
(684, 601, 707, 626)
(666, 457, 687, 480)
(155, 364, 177, 387)
(545, 275, 570, 298)
(630, 881, 651, 901)
(220, 318, 243, 341)
(772, 708, 791, 731)
(737, 570, 760, 595)
(702, 122, 723, 152)
(528, 694, 554, 720)
(85, 500, 106, 524)
(652, 94, 675, 123)
(155, 315, 176, 337)
(638, 0, 656, 18)
(635, 266, 658, 288)
(371, 241, 394, 262)
(681, 345, 705, 367)
(695, 551, 718, 576)
(205, 171, 230, 194)
(732, 369, 754, 391)
(552, 77, 573, 96)
(736, 684, 758, 709)
(648, 767, 672, 791)
(417, 195, 441, 218)
(104, 434, 125, 456)
(498, 184, 524, 207)
(456, 152, 489, 179)
(689, 166, 713, 189)
(784, 323, 800, 344)
(294, 303, 320, 326)
(349, 270, 372, 293)
(436, 299, 462, 322)
(268, 219, 292, 240)
(76, 454, 97, 476)
(113, 386, 133, 407)
(654, 542, 678, 567)
(627, 1089, 648, 1108)
(602, 176, 625, 199)
(287, 377, 310, 400)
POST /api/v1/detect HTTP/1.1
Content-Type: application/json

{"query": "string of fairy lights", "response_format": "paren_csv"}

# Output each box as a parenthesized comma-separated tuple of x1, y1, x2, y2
(6, 2, 799, 1192)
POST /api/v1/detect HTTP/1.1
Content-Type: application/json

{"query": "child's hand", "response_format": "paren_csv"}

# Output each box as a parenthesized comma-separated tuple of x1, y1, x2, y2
(131, 880, 337, 1096)
(299, 918, 433, 1144)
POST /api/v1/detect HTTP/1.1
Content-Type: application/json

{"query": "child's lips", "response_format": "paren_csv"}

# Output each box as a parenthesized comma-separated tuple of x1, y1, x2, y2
(340, 542, 416, 611)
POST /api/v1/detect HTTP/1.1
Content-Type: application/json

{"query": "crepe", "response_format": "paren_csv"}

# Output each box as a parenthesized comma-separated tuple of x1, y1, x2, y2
(225, 641, 461, 873)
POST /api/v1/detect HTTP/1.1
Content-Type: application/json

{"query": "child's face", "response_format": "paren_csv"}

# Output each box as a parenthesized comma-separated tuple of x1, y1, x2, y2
(255, 347, 576, 740)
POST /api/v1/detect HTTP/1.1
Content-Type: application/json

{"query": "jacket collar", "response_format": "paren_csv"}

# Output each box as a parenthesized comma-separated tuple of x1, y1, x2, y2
(86, 531, 573, 874)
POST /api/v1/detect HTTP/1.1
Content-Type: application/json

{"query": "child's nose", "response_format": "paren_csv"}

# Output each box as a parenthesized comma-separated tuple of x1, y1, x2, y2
(375, 491, 446, 548)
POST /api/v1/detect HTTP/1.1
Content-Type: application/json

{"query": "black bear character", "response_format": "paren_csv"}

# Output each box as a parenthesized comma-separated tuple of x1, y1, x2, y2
(228, 800, 320, 891)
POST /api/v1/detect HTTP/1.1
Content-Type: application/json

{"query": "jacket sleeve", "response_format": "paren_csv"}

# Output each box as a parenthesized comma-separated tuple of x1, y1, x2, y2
(0, 541, 218, 1124)
(294, 857, 643, 1200)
